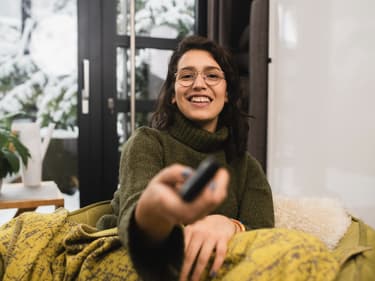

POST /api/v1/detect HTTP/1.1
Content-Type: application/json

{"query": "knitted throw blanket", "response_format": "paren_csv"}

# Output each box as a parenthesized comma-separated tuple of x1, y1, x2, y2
(0, 210, 139, 281)
(0, 210, 339, 281)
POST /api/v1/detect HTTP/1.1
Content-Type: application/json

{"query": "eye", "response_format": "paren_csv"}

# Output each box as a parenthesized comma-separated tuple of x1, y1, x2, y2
(178, 72, 195, 80)
(205, 71, 221, 80)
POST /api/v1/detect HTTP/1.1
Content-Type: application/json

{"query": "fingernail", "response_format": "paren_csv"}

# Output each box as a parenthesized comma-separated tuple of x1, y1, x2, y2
(182, 168, 193, 178)
(209, 181, 216, 190)
(209, 271, 217, 278)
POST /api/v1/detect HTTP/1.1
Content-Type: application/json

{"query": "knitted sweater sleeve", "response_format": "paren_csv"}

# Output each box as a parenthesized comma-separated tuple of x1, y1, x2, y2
(238, 154, 275, 230)
(116, 128, 184, 281)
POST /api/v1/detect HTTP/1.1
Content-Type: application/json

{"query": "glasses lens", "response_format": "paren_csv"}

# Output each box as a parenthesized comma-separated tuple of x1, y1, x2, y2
(176, 69, 224, 87)
(176, 70, 196, 87)
(204, 70, 223, 85)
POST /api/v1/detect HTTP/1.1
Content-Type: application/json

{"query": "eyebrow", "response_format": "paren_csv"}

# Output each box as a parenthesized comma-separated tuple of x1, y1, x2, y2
(178, 66, 222, 72)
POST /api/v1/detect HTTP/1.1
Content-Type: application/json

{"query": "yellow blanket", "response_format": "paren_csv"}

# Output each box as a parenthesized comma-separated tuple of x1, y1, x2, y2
(0, 210, 339, 281)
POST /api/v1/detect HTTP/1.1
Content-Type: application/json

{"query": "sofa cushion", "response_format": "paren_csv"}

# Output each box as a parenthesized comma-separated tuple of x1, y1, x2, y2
(274, 195, 352, 249)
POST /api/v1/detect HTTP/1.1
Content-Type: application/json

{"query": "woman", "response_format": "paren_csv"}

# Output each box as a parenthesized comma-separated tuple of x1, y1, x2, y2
(96, 35, 275, 281)
(0, 36, 338, 281)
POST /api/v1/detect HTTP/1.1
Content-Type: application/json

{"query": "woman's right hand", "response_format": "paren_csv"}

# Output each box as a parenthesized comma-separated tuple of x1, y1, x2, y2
(134, 164, 229, 242)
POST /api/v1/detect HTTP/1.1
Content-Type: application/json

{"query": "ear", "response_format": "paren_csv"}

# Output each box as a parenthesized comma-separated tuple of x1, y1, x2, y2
(171, 95, 176, 104)
(225, 92, 228, 102)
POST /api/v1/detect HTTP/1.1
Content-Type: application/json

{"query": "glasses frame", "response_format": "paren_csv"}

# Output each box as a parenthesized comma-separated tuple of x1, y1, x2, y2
(174, 68, 225, 87)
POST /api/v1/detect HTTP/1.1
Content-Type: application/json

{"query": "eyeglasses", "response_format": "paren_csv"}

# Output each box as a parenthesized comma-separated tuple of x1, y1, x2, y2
(175, 68, 225, 87)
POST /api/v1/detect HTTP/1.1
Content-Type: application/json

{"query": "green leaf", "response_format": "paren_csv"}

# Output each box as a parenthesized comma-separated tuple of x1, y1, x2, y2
(0, 158, 10, 178)
(9, 134, 30, 166)
(1, 149, 20, 174)
(0, 130, 9, 147)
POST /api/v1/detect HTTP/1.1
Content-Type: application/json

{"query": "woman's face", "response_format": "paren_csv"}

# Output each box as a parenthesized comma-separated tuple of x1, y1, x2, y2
(172, 49, 227, 133)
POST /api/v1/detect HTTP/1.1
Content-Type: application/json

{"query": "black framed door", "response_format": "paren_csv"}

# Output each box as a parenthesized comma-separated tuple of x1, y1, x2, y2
(78, 0, 199, 206)
(78, 0, 108, 207)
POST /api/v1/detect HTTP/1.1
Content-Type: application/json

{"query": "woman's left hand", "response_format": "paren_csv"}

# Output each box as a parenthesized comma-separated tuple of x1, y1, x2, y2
(179, 214, 236, 281)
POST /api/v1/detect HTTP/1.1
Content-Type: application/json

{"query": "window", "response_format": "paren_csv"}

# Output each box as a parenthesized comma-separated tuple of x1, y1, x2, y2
(0, 0, 79, 196)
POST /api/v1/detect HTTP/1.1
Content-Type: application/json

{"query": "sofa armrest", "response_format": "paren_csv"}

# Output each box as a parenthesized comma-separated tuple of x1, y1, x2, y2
(68, 200, 113, 227)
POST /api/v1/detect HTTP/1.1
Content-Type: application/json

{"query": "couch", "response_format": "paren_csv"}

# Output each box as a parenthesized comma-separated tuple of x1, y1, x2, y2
(68, 196, 375, 281)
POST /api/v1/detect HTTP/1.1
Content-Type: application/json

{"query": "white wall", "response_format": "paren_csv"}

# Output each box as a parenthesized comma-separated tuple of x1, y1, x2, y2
(268, 0, 375, 228)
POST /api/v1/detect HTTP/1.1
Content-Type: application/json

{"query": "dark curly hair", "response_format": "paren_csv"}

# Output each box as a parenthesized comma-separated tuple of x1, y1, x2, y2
(150, 35, 249, 161)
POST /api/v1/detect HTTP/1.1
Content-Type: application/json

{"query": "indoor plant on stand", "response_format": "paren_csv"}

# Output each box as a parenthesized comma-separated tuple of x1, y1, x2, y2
(0, 114, 31, 192)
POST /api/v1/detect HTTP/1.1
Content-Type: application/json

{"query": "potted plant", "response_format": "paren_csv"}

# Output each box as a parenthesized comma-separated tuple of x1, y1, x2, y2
(0, 114, 31, 191)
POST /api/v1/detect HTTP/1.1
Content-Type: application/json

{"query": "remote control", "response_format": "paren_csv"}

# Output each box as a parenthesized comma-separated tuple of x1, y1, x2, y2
(179, 156, 221, 202)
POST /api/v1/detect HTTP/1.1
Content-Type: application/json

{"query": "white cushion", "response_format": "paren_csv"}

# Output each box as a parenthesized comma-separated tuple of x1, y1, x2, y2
(273, 194, 352, 249)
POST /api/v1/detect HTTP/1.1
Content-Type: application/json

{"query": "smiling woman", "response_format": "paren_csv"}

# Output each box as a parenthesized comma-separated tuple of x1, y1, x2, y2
(172, 49, 228, 132)
(151, 36, 247, 155)
(95, 35, 275, 281)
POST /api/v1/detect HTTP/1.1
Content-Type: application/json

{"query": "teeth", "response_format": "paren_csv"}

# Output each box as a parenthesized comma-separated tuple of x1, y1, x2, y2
(190, 96, 210, 103)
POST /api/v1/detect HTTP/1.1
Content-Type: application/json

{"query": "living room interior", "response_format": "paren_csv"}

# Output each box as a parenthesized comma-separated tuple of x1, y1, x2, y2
(1, 1, 375, 278)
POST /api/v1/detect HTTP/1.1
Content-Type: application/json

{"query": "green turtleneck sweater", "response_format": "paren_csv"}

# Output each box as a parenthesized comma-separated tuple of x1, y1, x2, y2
(97, 112, 274, 280)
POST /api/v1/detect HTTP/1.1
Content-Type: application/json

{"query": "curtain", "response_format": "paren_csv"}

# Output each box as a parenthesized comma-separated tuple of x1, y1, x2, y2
(247, 0, 269, 172)
(204, 0, 269, 172)
(206, 0, 232, 47)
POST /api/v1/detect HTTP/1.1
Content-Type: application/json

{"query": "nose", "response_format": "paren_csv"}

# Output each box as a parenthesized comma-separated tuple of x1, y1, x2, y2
(192, 72, 207, 88)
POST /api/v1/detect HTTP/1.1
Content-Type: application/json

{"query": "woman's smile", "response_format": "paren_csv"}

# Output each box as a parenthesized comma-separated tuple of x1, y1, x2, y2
(173, 49, 227, 132)
(187, 94, 213, 107)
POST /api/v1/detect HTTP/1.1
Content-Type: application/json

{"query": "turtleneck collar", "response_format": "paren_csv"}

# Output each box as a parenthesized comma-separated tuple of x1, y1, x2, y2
(168, 110, 228, 152)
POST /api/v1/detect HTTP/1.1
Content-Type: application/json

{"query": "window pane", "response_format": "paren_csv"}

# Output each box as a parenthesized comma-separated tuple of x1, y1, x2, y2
(117, 0, 195, 38)
(0, 1, 22, 56)
(116, 47, 128, 100)
(117, 47, 173, 100)
(0, 0, 77, 128)
(0, 0, 79, 200)
(117, 111, 151, 146)
(117, 0, 129, 35)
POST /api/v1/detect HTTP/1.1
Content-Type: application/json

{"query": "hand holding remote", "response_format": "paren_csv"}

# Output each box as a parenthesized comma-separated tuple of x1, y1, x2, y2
(179, 157, 221, 202)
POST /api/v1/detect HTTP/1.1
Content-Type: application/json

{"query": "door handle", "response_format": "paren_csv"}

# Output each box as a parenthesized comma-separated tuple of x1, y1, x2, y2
(81, 59, 90, 114)
(107, 97, 115, 114)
